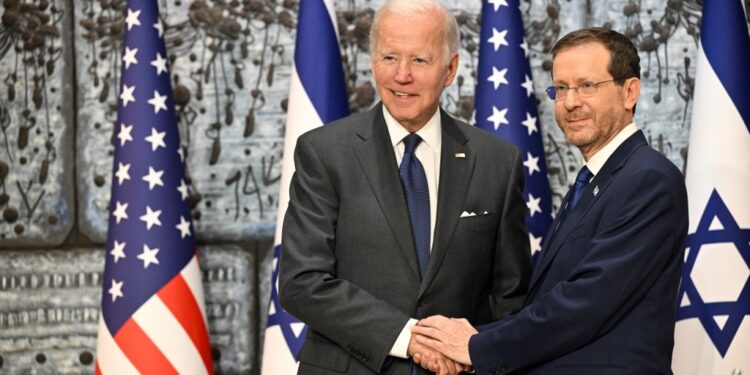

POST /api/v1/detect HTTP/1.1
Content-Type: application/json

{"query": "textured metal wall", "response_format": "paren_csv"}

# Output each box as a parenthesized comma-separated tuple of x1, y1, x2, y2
(1, 0, 747, 374)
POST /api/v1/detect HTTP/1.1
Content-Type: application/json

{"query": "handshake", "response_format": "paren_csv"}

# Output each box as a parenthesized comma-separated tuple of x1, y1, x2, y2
(408, 315, 478, 375)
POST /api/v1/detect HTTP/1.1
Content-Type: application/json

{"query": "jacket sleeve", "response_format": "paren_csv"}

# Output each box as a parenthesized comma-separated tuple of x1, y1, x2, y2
(278, 135, 411, 372)
(491, 147, 533, 318)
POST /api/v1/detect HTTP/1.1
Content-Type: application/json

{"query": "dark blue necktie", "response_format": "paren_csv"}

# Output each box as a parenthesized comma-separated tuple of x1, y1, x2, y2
(568, 165, 592, 211)
(399, 133, 431, 279)
(552, 165, 592, 236)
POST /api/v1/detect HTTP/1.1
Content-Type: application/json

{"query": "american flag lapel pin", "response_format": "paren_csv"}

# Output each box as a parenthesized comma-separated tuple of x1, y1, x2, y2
(455, 153, 466, 159)
(593, 185, 600, 196)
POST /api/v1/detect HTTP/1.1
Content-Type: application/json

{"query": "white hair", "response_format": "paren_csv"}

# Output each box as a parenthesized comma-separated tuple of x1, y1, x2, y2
(369, 0, 459, 61)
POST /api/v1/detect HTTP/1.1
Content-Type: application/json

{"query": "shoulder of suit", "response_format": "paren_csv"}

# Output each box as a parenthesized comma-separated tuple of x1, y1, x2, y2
(298, 110, 373, 143)
(620, 144, 685, 189)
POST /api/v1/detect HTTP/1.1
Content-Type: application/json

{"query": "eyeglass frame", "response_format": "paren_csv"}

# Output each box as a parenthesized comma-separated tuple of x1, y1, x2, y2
(545, 77, 632, 101)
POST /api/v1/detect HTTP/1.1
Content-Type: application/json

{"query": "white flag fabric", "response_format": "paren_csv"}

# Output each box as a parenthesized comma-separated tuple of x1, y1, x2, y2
(261, 1, 349, 373)
(672, 1, 750, 373)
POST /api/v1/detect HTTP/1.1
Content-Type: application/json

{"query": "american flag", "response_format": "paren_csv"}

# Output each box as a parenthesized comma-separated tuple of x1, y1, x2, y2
(474, 0, 552, 260)
(95, 1, 213, 374)
(261, 0, 349, 373)
(673, 0, 750, 372)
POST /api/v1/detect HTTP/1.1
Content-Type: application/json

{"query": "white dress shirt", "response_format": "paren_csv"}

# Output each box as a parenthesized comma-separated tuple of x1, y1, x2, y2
(383, 105, 442, 358)
(584, 122, 638, 177)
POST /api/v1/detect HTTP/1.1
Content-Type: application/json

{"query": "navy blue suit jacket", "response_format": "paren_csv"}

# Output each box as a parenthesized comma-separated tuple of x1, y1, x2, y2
(468, 131, 688, 375)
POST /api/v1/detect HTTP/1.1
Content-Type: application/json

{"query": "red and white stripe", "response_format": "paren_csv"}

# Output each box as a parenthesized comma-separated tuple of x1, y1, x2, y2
(96, 254, 213, 375)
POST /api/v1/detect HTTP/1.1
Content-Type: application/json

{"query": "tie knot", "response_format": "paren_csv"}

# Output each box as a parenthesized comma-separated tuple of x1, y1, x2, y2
(575, 166, 592, 185)
(402, 133, 423, 154)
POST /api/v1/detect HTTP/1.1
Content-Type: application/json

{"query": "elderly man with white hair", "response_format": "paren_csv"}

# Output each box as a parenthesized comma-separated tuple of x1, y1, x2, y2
(279, 1, 531, 374)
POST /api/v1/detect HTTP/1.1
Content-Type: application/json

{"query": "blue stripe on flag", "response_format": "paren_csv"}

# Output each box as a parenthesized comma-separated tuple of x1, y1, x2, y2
(294, 0, 349, 124)
(700, 0, 750, 133)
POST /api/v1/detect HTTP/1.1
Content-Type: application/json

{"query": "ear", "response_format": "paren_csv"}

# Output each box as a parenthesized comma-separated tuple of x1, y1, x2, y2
(444, 52, 459, 87)
(623, 77, 641, 112)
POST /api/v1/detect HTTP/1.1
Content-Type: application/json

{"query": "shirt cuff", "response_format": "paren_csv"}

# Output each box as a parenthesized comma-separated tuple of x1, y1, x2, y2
(389, 318, 418, 358)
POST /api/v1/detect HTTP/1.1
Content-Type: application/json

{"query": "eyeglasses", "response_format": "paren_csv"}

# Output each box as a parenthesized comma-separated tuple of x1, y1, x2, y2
(545, 78, 626, 101)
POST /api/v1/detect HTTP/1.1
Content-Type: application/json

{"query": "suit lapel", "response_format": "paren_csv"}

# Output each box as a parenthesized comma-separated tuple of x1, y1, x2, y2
(528, 131, 648, 292)
(352, 104, 421, 280)
(418, 111, 474, 297)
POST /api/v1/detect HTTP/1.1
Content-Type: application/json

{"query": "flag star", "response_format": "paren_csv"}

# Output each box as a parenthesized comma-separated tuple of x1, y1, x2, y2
(529, 233, 543, 255)
(139, 206, 162, 230)
(122, 46, 138, 69)
(125, 8, 141, 31)
(523, 152, 541, 175)
(109, 279, 124, 302)
(118, 123, 133, 146)
(521, 112, 538, 135)
(521, 74, 535, 96)
(120, 84, 135, 107)
(488, 28, 509, 51)
(177, 147, 185, 162)
(488, 0, 509, 11)
(527, 193, 542, 217)
(137, 244, 160, 268)
(147, 90, 168, 113)
(142, 166, 165, 190)
(112, 201, 128, 224)
(145, 127, 167, 151)
(487, 106, 509, 130)
(176, 216, 192, 238)
(520, 38, 530, 57)
(487, 66, 509, 90)
(110, 240, 126, 263)
(153, 20, 164, 37)
(115, 162, 131, 185)
(177, 179, 189, 200)
(150, 52, 168, 75)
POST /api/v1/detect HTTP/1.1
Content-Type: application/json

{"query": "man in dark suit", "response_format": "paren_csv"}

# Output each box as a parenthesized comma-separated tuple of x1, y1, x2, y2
(412, 27, 689, 374)
(278, 0, 532, 374)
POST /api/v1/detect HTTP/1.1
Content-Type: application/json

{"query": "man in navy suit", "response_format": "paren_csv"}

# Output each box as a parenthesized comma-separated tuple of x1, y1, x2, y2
(412, 27, 689, 374)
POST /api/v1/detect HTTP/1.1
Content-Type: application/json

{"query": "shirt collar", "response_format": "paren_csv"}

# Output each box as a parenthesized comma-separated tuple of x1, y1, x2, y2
(384, 106, 442, 152)
(585, 122, 638, 176)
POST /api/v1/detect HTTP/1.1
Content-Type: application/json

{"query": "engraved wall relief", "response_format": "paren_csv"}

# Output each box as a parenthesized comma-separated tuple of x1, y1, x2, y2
(0, 0, 74, 246)
(0, 246, 254, 374)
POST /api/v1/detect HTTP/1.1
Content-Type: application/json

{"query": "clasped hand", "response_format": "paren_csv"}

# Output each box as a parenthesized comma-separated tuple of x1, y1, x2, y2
(409, 315, 478, 374)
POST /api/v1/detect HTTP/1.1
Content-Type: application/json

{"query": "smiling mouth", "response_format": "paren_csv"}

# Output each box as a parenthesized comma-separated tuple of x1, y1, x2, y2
(566, 118, 588, 123)
(391, 90, 415, 98)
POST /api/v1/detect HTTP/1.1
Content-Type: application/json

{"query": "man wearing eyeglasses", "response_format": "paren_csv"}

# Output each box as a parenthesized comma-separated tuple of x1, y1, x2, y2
(411, 27, 689, 374)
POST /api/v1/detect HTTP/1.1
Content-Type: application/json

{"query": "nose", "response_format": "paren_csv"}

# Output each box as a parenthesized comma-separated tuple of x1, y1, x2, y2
(563, 88, 582, 110)
(394, 60, 413, 84)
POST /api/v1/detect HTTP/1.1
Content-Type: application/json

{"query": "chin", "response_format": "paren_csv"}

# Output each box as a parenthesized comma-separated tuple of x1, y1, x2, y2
(564, 132, 595, 148)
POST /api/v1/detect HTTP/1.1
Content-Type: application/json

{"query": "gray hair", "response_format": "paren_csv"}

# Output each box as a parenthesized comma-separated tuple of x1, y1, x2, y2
(369, 0, 459, 61)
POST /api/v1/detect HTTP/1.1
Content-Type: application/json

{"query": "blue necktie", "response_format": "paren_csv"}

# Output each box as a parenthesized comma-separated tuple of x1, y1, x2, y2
(568, 166, 592, 211)
(399, 134, 431, 279)
(552, 166, 592, 236)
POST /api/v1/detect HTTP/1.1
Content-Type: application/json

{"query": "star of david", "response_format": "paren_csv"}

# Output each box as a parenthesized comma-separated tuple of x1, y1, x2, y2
(266, 246, 307, 357)
(675, 189, 750, 357)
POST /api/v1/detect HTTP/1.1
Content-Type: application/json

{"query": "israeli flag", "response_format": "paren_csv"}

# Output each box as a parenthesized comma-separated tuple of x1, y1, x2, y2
(261, 1, 349, 373)
(673, 1, 750, 373)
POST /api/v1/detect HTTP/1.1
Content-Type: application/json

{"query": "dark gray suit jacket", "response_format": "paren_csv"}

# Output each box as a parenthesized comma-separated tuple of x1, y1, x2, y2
(279, 104, 532, 374)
